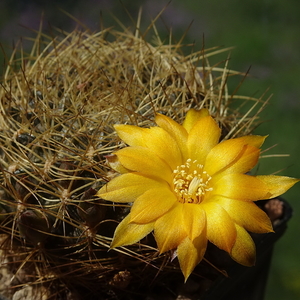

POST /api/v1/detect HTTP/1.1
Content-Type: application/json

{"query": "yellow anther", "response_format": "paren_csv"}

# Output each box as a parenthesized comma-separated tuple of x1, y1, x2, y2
(172, 159, 212, 204)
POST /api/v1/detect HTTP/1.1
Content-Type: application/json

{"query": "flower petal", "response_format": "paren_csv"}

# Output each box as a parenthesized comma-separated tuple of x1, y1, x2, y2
(234, 135, 266, 148)
(115, 146, 173, 182)
(155, 113, 188, 159)
(221, 145, 259, 174)
(182, 108, 210, 133)
(111, 214, 154, 248)
(154, 204, 187, 253)
(177, 232, 207, 281)
(204, 136, 265, 176)
(130, 187, 177, 224)
(144, 127, 182, 169)
(115, 124, 182, 170)
(202, 202, 236, 253)
(114, 124, 148, 147)
(257, 175, 300, 198)
(182, 203, 206, 241)
(212, 173, 270, 201)
(187, 115, 221, 163)
(97, 173, 167, 203)
(105, 154, 130, 174)
(230, 224, 256, 266)
(211, 196, 273, 233)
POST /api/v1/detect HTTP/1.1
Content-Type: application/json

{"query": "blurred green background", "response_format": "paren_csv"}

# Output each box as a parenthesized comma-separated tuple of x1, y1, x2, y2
(1, 1, 299, 299)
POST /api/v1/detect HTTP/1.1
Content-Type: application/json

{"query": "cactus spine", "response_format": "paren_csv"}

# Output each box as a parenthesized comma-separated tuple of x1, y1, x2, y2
(0, 19, 266, 300)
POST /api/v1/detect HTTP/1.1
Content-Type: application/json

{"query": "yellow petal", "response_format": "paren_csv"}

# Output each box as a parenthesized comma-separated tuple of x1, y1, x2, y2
(182, 203, 206, 241)
(182, 108, 210, 133)
(116, 146, 173, 182)
(105, 154, 130, 174)
(155, 113, 188, 159)
(114, 124, 148, 147)
(257, 175, 300, 198)
(111, 214, 154, 248)
(187, 115, 221, 164)
(230, 224, 256, 266)
(97, 173, 167, 203)
(143, 127, 182, 170)
(202, 202, 236, 253)
(130, 187, 177, 224)
(211, 196, 273, 233)
(233, 135, 267, 148)
(154, 204, 187, 253)
(177, 232, 207, 281)
(212, 173, 270, 201)
(204, 136, 265, 176)
(116, 124, 182, 170)
(221, 145, 259, 175)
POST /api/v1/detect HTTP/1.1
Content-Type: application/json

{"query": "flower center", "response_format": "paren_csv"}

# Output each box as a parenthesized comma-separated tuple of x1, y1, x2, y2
(173, 159, 213, 204)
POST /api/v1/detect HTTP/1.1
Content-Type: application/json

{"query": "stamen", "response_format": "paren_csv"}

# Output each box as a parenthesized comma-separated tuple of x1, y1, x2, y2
(173, 158, 213, 204)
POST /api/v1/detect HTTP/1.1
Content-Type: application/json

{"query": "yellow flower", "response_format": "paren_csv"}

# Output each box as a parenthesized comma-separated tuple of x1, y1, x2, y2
(97, 108, 299, 280)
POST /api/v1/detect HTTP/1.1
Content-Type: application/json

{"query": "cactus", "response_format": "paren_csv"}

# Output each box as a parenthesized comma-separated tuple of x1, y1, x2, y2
(0, 17, 268, 300)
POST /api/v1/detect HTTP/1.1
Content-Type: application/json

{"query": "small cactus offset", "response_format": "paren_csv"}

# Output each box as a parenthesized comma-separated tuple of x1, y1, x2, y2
(0, 16, 269, 300)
